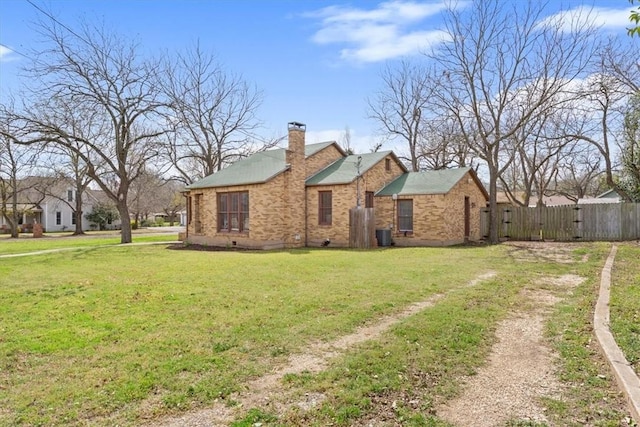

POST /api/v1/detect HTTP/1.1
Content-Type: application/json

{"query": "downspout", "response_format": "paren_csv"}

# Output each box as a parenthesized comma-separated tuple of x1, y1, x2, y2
(304, 183, 308, 247)
(184, 192, 189, 239)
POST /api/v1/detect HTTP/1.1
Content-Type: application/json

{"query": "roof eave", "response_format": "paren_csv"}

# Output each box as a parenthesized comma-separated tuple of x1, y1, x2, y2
(186, 167, 288, 191)
(466, 169, 489, 200)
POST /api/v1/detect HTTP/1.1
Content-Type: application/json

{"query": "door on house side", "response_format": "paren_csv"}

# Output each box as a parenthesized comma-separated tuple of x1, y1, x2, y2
(464, 196, 470, 242)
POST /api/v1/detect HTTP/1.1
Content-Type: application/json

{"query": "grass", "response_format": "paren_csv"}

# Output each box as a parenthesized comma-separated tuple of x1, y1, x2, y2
(281, 275, 519, 426)
(0, 241, 635, 426)
(610, 243, 640, 373)
(0, 233, 176, 255)
(544, 242, 635, 427)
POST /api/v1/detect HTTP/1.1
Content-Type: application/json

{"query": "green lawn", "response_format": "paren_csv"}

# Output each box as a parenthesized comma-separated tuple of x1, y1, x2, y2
(611, 243, 640, 373)
(0, 241, 633, 426)
(0, 233, 176, 255)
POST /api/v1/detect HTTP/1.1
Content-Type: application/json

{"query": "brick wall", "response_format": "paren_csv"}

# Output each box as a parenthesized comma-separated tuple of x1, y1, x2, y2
(360, 155, 406, 201)
(375, 171, 487, 247)
(306, 184, 353, 246)
(306, 144, 344, 177)
(306, 154, 405, 247)
(186, 176, 292, 249)
(442, 174, 486, 242)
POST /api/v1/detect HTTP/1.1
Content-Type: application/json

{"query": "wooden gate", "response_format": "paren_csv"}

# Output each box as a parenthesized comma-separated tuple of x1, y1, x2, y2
(349, 207, 376, 248)
(481, 203, 640, 241)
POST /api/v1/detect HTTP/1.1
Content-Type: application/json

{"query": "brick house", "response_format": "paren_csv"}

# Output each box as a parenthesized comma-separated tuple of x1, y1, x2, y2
(183, 122, 488, 249)
(375, 169, 488, 246)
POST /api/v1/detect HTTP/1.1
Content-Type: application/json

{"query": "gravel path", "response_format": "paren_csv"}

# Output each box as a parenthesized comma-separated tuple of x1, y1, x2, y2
(437, 274, 585, 426)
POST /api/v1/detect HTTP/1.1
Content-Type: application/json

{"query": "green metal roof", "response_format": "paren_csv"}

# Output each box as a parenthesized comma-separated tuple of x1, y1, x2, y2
(376, 168, 472, 196)
(186, 142, 338, 190)
(306, 151, 393, 186)
(306, 141, 339, 157)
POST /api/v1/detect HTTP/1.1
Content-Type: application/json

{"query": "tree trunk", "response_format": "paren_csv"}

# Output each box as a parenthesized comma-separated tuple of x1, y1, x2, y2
(10, 181, 19, 238)
(118, 201, 132, 244)
(488, 170, 499, 245)
(73, 191, 84, 235)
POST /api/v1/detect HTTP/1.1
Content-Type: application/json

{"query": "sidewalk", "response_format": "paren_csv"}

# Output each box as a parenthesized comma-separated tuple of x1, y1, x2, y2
(0, 241, 178, 259)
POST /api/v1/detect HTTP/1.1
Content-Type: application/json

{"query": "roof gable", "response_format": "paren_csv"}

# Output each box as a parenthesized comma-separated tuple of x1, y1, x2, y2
(306, 151, 404, 186)
(305, 141, 346, 158)
(186, 142, 339, 190)
(596, 188, 622, 199)
(376, 168, 487, 198)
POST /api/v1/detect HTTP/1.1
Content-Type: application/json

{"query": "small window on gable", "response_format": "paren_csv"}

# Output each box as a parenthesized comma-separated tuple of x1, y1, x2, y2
(385, 158, 391, 171)
(67, 190, 74, 202)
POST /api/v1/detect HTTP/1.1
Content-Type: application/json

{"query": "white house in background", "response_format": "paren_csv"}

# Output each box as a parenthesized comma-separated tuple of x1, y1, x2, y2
(577, 189, 623, 205)
(0, 177, 104, 233)
(40, 187, 100, 232)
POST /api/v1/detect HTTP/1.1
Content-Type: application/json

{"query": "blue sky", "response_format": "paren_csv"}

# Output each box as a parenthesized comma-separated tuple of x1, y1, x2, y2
(0, 0, 635, 154)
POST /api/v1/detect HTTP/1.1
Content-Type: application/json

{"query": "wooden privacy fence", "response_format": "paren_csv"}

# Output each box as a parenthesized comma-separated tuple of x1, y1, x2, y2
(349, 207, 376, 248)
(481, 203, 640, 241)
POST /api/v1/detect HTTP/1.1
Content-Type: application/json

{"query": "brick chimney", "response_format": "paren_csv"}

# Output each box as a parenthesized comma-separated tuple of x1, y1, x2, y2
(285, 122, 307, 247)
(287, 121, 306, 165)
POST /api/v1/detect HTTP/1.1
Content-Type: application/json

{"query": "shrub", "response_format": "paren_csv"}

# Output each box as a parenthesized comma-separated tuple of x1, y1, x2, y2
(140, 219, 154, 227)
(86, 203, 120, 231)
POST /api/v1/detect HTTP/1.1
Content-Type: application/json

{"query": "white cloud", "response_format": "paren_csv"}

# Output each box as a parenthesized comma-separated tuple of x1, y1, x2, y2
(305, 0, 449, 63)
(539, 6, 633, 33)
(0, 45, 16, 62)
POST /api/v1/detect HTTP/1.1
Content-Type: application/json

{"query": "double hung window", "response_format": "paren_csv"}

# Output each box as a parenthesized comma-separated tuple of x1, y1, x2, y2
(218, 192, 249, 232)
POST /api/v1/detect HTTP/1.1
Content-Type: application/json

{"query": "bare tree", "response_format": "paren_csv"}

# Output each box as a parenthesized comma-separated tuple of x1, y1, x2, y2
(429, 0, 597, 243)
(419, 114, 475, 170)
(553, 142, 604, 202)
(156, 180, 186, 226)
(500, 106, 579, 206)
(4, 19, 165, 243)
(340, 125, 354, 155)
(38, 145, 93, 235)
(128, 170, 163, 228)
(163, 43, 277, 184)
(0, 115, 41, 238)
(367, 61, 437, 172)
(563, 40, 640, 201)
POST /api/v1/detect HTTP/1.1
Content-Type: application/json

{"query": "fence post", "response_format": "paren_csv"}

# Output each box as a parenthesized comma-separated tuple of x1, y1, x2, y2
(502, 208, 510, 239)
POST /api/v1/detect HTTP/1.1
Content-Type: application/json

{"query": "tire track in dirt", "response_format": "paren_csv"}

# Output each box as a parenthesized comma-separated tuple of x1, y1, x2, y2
(150, 271, 497, 427)
(437, 274, 585, 426)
